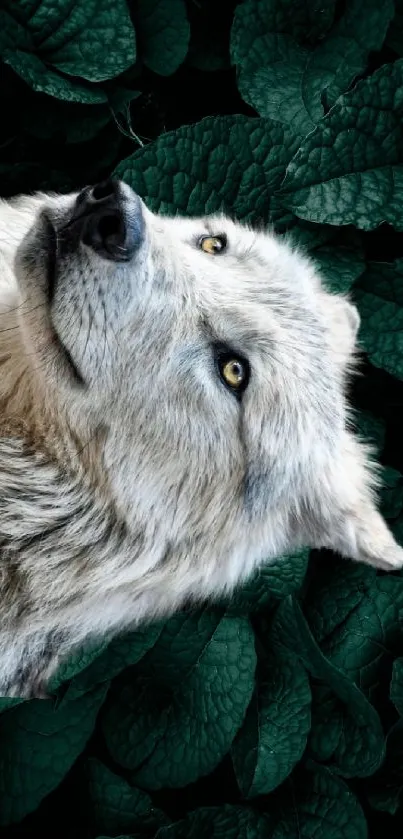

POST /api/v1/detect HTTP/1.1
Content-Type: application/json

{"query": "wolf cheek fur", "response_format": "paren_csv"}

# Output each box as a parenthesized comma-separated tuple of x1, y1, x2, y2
(0, 179, 402, 698)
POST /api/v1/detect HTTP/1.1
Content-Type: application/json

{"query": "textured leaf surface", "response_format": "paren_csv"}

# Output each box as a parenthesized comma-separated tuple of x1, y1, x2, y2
(387, 0, 403, 56)
(137, 0, 189, 76)
(226, 549, 309, 614)
(156, 805, 272, 839)
(51, 624, 163, 701)
(232, 645, 311, 796)
(0, 685, 108, 825)
(354, 261, 403, 380)
(391, 658, 403, 716)
(115, 115, 300, 222)
(366, 721, 403, 815)
(231, 0, 392, 135)
(302, 559, 403, 697)
(102, 612, 256, 788)
(3, 0, 135, 82)
(231, 0, 336, 66)
(3, 51, 108, 103)
(279, 60, 403, 230)
(87, 759, 168, 834)
(313, 246, 365, 294)
(271, 764, 368, 839)
(271, 598, 385, 777)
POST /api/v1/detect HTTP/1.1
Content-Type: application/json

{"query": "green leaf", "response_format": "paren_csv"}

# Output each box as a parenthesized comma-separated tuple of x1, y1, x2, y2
(271, 597, 385, 777)
(354, 261, 403, 380)
(225, 550, 309, 614)
(156, 805, 273, 839)
(186, 0, 231, 72)
(136, 0, 190, 76)
(308, 685, 344, 762)
(366, 720, 403, 815)
(87, 758, 168, 835)
(0, 685, 108, 825)
(52, 623, 163, 702)
(391, 658, 403, 716)
(278, 60, 403, 230)
(312, 245, 365, 294)
(354, 411, 386, 454)
(232, 645, 311, 796)
(387, 0, 403, 56)
(302, 558, 403, 698)
(302, 0, 394, 113)
(49, 639, 109, 691)
(271, 764, 368, 839)
(0, 698, 23, 713)
(102, 611, 256, 788)
(234, 34, 316, 134)
(380, 466, 403, 520)
(3, 0, 136, 82)
(231, 0, 336, 67)
(231, 0, 393, 134)
(0, 10, 33, 54)
(115, 115, 300, 223)
(3, 51, 108, 103)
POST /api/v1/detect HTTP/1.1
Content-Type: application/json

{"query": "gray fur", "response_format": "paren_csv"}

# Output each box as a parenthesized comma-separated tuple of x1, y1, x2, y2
(0, 182, 402, 698)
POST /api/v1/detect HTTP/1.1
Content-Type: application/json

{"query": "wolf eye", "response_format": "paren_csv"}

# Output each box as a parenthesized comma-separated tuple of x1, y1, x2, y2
(217, 353, 250, 395)
(199, 234, 227, 255)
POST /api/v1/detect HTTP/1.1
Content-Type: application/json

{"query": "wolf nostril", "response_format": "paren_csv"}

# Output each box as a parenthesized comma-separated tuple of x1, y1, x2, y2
(97, 213, 121, 242)
(83, 208, 126, 256)
(91, 179, 117, 202)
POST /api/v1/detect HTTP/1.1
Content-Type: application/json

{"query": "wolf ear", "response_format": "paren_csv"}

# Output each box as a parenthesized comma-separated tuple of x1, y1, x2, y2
(318, 292, 360, 370)
(310, 431, 403, 571)
(317, 504, 403, 571)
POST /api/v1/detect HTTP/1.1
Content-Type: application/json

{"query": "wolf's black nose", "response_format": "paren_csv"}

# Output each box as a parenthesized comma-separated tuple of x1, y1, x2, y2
(71, 179, 142, 262)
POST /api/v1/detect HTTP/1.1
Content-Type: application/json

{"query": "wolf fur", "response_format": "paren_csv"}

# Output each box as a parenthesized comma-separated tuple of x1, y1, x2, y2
(0, 182, 401, 697)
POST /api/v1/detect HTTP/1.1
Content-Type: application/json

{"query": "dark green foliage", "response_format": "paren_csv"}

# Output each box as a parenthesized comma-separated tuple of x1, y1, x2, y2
(1, 1, 403, 836)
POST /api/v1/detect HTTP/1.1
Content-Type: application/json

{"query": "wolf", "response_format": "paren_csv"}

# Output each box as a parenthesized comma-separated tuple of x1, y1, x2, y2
(0, 178, 401, 697)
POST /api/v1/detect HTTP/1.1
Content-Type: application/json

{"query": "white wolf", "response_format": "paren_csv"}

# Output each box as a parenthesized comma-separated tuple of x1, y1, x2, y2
(0, 179, 401, 697)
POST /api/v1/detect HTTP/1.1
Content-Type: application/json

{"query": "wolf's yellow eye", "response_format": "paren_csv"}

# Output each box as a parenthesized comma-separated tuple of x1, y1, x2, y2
(220, 358, 247, 389)
(199, 235, 227, 255)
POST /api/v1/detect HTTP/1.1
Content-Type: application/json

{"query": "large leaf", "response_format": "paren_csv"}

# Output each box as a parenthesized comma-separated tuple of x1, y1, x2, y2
(102, 611, 256, 788)
(366, 721, 403, 816)
(232, 644, 311, 796)
(115, 115, 300, 222)
(278, 60, 403, 231)
(387, 0, 403, 56)
(354, 261, 403, 380)
(156, 805, 272, 839)
(0, 685, 108, 825)
(3, 0, 136, 82)
(87, 758, 168, 835)
(231, 0, 393, 135)
(271, 598, 385, 777)
(231, 0, 336, 66)
(50, 623, 163, 702)
(225, 549, 309, 615)
(2, 51, 108, 103)
(391, 658, 403, 716)
(312, 245, 365, 294)
(302, 558, 403, 698)
(271, 764, 368, 839)
(136, 0, 190, 76)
